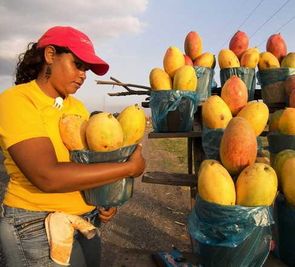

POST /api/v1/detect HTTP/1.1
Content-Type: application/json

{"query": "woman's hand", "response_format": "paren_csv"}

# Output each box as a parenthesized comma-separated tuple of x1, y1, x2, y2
(127, 144, 146, 177)
(98, 207, 117, 223)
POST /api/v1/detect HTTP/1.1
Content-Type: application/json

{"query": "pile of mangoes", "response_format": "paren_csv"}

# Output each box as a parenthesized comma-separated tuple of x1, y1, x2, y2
(149, 30, 216, 91)
(199, 75, 277, 207)
(59, 104, 146, 152)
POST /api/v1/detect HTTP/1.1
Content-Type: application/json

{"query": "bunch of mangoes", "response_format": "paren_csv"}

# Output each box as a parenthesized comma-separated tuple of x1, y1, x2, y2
(198, 75, 277, 207)
(218, 31, 295, 71)
(149, 45, 198, 91)
(59, 104, 146, 152)
(198, 113, 277, 207)
(149, 30, 216, 91)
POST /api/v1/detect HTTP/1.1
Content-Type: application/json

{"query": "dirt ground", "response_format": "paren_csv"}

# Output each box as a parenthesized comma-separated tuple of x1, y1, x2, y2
(100, 128, 193, 266)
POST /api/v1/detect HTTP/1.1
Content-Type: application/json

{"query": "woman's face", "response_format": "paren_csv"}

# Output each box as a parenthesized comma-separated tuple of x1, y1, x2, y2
(50, 52, 90, 98)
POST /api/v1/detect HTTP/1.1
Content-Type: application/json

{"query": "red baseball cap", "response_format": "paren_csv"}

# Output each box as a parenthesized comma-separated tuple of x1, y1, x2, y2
(37, 26, 109, 75)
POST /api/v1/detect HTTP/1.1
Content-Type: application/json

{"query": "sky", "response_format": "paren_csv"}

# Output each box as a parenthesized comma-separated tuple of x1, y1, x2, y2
(1, 0, 295, 115)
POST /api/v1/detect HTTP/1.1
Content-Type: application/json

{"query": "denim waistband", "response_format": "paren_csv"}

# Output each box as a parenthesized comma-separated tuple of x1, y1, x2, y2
(0, 204, 99, 226)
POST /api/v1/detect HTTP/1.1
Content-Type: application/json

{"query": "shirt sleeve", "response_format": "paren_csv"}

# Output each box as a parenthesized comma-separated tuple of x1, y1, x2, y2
(0, 90, 48, 149)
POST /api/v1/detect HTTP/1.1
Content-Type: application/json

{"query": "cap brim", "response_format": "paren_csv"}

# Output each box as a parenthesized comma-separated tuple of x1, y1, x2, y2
(72, 49, 109, 76)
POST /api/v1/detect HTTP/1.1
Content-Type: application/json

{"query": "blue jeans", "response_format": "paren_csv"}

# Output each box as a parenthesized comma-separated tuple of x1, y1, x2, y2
(0, 204, 101, 267)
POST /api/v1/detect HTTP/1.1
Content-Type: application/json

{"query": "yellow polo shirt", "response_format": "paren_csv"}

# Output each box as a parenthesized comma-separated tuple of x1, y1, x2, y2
(0, 80, 95, 215)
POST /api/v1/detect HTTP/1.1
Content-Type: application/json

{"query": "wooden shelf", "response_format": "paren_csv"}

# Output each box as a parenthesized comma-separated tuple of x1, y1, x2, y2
(142, 171, 197, 187)
(148, 131, 201, 139)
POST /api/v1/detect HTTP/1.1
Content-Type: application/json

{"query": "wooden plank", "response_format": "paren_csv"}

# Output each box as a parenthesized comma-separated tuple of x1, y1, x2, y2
(148, 131, 201, 139)
(142, 171, 197, 187)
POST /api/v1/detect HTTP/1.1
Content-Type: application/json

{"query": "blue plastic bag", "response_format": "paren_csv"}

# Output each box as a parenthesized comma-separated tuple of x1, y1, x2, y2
(150, 90, 199, 132)
(188, 195, 273, 267)
(201, 127, 224, 160)
(273, 194, 295, 266)
(257, 68, 295, 109)
(194, 66, 215, 102)
(70, 144, 136, 208)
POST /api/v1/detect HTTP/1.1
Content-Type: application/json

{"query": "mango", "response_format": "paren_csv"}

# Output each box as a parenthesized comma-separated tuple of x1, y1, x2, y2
(269, 109, 283, 132)
(272, 149, 295, 189)
(218, 49, 240, 69)
(173, 65, 198, 91)
(281, 157, 295, 205)
(184, 54, 194, 66)
(86, 112, 124, 152)
(117, 104, 146, 146)
(221, 76, 248, 115)
(258, 52, 280, 71)
(59, 114, 88, 150)
(281, 52, 295, 68)
(229, 30, 249, 59)
(266, 33, 287, 63)
(149, 68, 172, 90)
(198, 160, 236, 205)
(193, 52, 216, 69)
(236, 163, 278, 206)
(237, 101, 269, 136)
(163, 46, 185, 78)
(240, 47, 260, 68)
(184, 31, 203, 61)
(202, 95, 232, 129)
(220, 117, 257, 175)
(278, 108, 295, 135)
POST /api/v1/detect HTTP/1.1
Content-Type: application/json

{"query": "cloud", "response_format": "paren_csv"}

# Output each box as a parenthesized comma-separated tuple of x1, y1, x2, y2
(0, 0, 148, 79)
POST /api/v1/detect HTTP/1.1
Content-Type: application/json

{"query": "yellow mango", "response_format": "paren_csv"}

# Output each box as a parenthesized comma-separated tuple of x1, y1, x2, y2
(86, 112, 124, 152)
(258, 52, 280, 71)
(163, 46, 185, 78)
(59, 114, 88, 150)
(218, 49, 240, 69)
(193, 52, 216, 69)
(173, 65, 198, 91)
(117, 104, 146, 146)
(202, 95, 232, 129)
(272, 149, 295, 189)
(149, 68, 172, 90)
(240, 47, 260, 68)
(236, 163, 278, 206)
(281, 157, 295, 205)
(237, 101, 269, 136)
(281, 52, 295, 68)
(278, 108, 295, 135)
(269, 109, 284, 132)
(198, 160, 236, 205)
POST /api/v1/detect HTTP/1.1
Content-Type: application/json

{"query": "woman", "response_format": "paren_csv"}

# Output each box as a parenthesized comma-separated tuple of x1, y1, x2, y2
(0, 26, 145, 266)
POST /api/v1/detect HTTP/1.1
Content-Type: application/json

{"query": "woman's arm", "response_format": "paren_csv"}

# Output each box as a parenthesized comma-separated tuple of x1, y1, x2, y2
(8, 137, 145, 193)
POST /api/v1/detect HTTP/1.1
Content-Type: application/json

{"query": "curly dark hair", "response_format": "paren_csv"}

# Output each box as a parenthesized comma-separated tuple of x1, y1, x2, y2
(15, 44, 71, 85)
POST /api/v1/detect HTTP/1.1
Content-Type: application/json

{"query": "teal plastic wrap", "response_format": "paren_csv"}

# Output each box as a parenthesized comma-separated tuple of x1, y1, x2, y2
(70, 144, 136, 208)
(150, 90, 199, 132)
(273, 194, 295, 266)
(257, 68, 295, 109)
(201, 127, 224, 160)
(220, 67, 256, 100)
(188, 195, 273, 267)
(267, 133, 295, 154)
(194, 66, 215, 101)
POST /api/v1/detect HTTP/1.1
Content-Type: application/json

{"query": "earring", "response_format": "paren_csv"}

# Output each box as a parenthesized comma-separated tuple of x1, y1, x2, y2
(45, 65, 52, 80)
